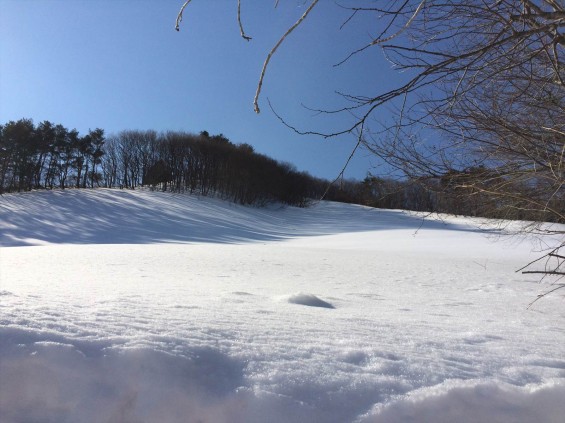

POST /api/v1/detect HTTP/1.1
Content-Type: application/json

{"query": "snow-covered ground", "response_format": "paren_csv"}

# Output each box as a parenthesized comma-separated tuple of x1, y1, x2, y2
(0, 188, 564, 423)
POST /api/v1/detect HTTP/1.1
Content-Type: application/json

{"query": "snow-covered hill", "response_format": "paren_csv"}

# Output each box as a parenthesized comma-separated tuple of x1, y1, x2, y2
(1, 189, 563, 423)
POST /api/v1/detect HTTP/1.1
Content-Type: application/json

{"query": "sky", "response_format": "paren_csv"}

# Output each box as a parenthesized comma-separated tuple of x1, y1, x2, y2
(0, 0, 402, 180)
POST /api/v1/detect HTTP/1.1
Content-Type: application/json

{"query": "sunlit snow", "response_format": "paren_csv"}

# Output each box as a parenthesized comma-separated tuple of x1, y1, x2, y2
(0, 189, 564, 423)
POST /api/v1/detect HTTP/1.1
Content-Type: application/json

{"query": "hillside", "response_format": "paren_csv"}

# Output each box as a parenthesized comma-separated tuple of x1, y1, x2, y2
(0, 189, 564, 423)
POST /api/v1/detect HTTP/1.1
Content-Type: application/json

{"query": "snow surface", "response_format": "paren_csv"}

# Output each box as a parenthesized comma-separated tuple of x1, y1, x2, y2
(0, 188, 564, 423)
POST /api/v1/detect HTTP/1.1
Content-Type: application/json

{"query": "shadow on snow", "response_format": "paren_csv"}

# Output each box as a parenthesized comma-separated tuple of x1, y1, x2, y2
(0, 188, 484, 247)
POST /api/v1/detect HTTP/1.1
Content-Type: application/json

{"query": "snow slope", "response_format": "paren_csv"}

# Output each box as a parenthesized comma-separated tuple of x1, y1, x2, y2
(0, 189, 564, 423)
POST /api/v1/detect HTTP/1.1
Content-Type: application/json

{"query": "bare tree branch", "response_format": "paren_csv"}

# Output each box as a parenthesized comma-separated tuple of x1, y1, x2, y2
(238, 0, 252, 41)
(175, 0, 192, 32)
(528, 283, 565, 308)
(335, 0, 425, 67)
(254, 0, 319, 113)
(320, 122, 365, 201)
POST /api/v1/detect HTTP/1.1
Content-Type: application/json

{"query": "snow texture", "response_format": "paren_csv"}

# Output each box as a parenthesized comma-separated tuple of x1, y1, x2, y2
(0, 188, 564, 423)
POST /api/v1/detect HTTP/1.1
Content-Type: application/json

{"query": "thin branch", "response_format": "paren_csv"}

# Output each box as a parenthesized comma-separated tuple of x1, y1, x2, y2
(334, 0, 425, 66)
(528, 284, 565, 308)
(541, 126, 565, 135)
(238, 0, 252, 41)
(254, 0, 320, 113)
(175, 0, 192, 32)
(339, 9, 358, 30)
(372, 0, 425, 45)
(320, 122, 365, 201)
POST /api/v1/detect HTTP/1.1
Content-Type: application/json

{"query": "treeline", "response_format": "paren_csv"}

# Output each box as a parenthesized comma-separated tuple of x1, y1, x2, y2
(0, 119, 324, 206)
(2, 119, 561, 221)
(331, 169, 564, 222)
(101, 129, 321, 206)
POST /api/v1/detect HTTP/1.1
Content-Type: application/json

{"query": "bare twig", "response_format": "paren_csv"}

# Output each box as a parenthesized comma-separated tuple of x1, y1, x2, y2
(516, 244, 564, 273)
(320, 121, 365, 200)
(175, 0, 192, 32)
(528, 284, 565, 308)
(254, 0, 320, 113)
(238, 0, 252, 41)
(176, 0, 251, 41)
(335, 0, 426, 66)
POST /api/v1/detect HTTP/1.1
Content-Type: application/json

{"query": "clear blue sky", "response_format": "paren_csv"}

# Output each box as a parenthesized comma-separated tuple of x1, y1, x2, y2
(0, 0, 400, 180)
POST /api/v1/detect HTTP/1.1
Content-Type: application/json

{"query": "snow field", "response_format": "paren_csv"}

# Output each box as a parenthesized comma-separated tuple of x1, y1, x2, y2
(0, 189, 564, 422)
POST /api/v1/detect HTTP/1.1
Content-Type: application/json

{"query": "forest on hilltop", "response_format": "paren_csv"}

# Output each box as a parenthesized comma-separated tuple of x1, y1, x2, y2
(1, 118, 563, 221)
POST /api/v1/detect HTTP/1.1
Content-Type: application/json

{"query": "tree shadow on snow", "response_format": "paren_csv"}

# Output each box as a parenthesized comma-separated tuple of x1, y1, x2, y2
(0, 189, 490, 247)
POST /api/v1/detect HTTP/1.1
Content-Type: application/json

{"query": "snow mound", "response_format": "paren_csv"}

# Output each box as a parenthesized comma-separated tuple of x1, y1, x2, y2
(361, 379, 565, 423)
(287, 293, 335, 309)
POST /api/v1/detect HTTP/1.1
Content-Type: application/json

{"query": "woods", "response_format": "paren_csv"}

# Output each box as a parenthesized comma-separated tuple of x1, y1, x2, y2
(102, 129, 317, 206)
(0, 120, 316, 206)
(2, 118, 561, 223)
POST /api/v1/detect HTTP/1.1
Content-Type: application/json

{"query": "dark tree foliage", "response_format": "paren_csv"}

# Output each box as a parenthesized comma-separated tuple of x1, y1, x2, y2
(0, 119, 105, 193)
(0, 121, 321, 206)
(99, 129, 316, 206)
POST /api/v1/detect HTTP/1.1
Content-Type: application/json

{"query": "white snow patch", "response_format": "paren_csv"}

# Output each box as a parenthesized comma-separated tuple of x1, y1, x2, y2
(360, 379, 565, 423)
(0, 189, 564, 423)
